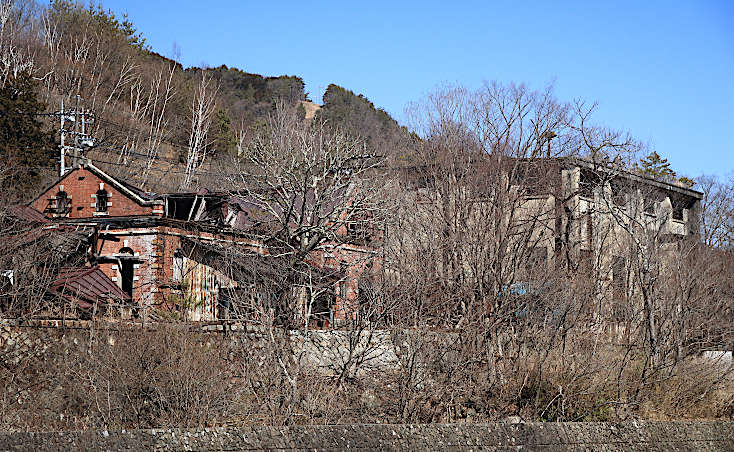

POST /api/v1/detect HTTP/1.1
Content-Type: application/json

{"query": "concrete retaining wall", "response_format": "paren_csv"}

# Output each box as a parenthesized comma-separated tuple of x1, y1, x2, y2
(0, 421, 732, 451)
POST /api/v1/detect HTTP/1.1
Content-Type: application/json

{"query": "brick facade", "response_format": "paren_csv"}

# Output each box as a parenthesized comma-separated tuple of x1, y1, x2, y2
(27, 164, 379, 325)
(30, 167, 156, 218)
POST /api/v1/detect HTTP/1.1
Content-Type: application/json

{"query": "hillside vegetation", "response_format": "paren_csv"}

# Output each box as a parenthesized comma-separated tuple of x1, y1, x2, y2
(0, 0, 408, 198)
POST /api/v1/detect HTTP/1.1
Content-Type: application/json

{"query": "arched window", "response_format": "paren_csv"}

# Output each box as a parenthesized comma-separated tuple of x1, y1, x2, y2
(55, 191, 69, 214)
(118, 247, 135, 300)
(96, 189, 109, 212)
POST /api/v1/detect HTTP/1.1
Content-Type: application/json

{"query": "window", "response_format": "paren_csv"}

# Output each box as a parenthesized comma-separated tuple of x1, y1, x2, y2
(96, 189, 109, 212)
(118, 247, 135, 300)
(307, 286, 334, 328)
(511, 167, 544, 197)
(55, 191, 69, 214)
(672, 202, 685, 221)
(610, 179, 628, 207)
(578, 170, 600, 199)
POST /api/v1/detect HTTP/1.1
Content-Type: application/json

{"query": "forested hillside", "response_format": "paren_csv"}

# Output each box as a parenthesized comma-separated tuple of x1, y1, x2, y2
(0, 0, 407, 199)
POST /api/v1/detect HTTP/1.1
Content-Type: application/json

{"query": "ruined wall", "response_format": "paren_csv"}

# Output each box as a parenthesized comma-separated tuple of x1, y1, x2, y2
(0, 421, 732, 451)
(98, 229, 158, 309)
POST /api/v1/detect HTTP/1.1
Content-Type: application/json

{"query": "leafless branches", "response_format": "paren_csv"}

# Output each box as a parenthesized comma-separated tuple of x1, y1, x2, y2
(183, 71, 217, 188)
(697, 173, 734, 249)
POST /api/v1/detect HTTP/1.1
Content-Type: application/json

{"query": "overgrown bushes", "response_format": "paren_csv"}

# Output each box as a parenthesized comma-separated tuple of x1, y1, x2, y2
(1, 324, 730, 431)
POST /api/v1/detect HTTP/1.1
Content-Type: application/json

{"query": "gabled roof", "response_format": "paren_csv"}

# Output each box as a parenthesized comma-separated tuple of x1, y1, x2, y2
(51, 265, 129, 310)
(28, 160, 162, 207)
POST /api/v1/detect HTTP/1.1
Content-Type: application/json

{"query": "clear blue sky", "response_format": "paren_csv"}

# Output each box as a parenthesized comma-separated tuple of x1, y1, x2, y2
(99, 0, 734, 178)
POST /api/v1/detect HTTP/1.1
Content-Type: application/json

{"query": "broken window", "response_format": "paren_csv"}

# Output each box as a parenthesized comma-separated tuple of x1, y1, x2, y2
(346, 220, 369, 243)
(672, 202, 685, 221)
(55, 191, 69, 215)
(118, 247, 135, 300)
(307, 286, 334, 328)
(1, 269, 13, 286)
(96, 189, 109, 212)
(578, 170, 600, 198)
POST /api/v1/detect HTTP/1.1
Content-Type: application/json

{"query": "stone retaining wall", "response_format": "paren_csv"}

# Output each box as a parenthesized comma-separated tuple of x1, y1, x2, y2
(0, 421, 732, 451)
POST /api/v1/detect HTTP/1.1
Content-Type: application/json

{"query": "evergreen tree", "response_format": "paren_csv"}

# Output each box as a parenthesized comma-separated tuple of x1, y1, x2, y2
(637, 151, 676, 181)
(212, 109, 237, 156)
(0, 74, 55, 192)
(318, 84, 408, 149)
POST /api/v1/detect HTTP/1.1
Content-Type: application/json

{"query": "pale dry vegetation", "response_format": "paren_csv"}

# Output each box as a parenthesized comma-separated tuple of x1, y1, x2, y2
(0, 0, 732, 432)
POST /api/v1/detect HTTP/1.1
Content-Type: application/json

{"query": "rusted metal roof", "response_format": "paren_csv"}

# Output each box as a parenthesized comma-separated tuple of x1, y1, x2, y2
(51, 265, 129, 310)
(1, 225, 94, 261)
(7, 205, 50, 224)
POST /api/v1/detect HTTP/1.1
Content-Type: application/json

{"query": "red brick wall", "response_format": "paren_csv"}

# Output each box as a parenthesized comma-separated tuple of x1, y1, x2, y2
(30, 168, 154, 219)
(97, 230, 157, 309)
(153, 229, 183, 306)
(312, 244, 382, 322)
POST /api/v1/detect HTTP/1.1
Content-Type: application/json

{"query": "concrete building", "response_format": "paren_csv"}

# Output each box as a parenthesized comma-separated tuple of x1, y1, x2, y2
(388, 156, 703, 316)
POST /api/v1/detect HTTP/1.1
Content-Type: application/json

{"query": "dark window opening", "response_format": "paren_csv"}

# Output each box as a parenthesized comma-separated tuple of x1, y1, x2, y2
(346, 220, 370, 244)
(96, 189, 109, 212)
(55, 191, 69, 215)
(610, 179, 629, 207)
(308, 287, 334, 328)
(416, 175, 435, 190)
(670, 195, 695, 222)
(612, 192, 627, 207)
(217, 288, 232, 320)
(118, 247, 135, 301)
(511, 166, 544, 196)
(672, 203, 685, 221)
(586, 214, 593, 240)
(578, 170, 601, 198)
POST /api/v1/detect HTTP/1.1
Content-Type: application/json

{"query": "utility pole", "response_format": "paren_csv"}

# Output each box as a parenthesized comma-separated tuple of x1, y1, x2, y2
(73, 95, 80, 168)
(58, 96, 95, 176)
(59, 98, 65, 176)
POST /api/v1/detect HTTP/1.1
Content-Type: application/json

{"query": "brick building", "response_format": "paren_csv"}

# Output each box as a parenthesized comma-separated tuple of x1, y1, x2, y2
(28, 161, 378, 324)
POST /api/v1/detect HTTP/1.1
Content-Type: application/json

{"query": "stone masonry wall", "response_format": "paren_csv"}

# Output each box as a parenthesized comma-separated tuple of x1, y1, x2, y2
(0, 421, 732, 451)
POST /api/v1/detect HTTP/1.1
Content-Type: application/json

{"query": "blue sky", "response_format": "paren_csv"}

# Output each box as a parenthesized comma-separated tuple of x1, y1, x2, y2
(98, 0, 733, 178)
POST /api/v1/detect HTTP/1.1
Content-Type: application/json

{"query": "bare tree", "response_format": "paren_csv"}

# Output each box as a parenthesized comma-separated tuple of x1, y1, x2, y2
(696, 173, 734, 249)
(183, 71, 217, 188)
(227, 102, 388, 326)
